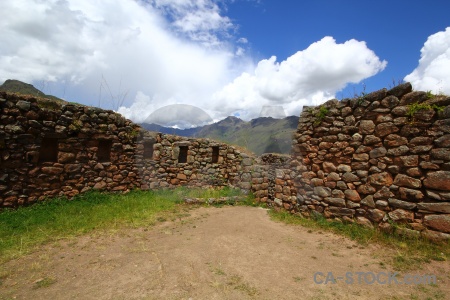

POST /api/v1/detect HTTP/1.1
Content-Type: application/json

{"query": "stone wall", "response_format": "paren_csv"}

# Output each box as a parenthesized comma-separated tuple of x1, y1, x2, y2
(135, 131, 247, 190)
(290, 83, 450, 240)
(0, 92, 142, 206)
(248, 153, 297, 207)
(2, 83, 450, 240)
(0, 92, 248, 207)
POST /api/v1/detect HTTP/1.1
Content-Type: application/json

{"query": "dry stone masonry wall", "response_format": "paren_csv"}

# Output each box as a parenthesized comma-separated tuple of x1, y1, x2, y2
(135, 131, 246, 190)
(0, 92, 248, 207)
(291, 83, 450, 241)
(2, 82, 450, 241)
(248, 153, 297, 207)
(0, 92, 141, 206)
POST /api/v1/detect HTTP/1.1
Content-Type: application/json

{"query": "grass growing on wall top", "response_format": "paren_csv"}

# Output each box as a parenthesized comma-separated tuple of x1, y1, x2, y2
(0, 187, 244, 262)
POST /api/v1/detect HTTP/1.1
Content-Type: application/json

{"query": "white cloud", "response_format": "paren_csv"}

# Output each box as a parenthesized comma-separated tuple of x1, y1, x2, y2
(150, 0, 233, 47)
(211, 36, 387, 119)
(0, 0, 239, 114)
(237, 37, 248, 44)
(116, 91, 155, 123)
(235, 47, 246, 56)
(0, 0, 98, 84)
(0, 1, 387, 126)
(404, 27, 450, 95)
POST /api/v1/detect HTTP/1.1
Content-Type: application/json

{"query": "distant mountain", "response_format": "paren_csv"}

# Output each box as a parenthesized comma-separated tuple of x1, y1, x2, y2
(141, 115, 299, 155)
(0, 79, 67, 104)
(139, 123, 202, 137)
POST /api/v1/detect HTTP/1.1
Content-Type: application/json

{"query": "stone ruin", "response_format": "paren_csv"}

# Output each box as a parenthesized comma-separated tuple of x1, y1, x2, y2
(0, 91, 248, 204)
(289, 83, 450, 242)
(1, 82, 450, 241)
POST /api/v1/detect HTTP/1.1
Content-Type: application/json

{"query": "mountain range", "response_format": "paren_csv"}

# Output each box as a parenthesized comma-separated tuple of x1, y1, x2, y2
(140, 115, 298, 155)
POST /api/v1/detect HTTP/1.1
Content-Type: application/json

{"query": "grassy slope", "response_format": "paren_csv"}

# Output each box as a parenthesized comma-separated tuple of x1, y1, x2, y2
(195, 116, 298, 155)
(0, 79, 66, 104)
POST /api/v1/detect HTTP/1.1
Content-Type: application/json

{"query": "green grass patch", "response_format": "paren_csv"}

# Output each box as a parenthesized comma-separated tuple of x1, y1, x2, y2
(0, 187, 244, 262)
(182, 186, 244, 200)
(268, 210, 450, 271)
(406, 102, 445, 119)
(33, 276, 57, 289)
(313, 106, 329, 125)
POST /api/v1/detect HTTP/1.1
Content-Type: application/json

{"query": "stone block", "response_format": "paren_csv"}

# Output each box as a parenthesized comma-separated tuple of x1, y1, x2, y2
(423, 171, 450, 191)
(388, 209, 414, 222)
(368, 172, 393, 186)
(344, 189, 361, 202)
(375, 122, 399, 137)
(417, 203, 450, 214)
(388, 198, 416, 210)
(393, 174, 421, 189)
(323, 197, 346, 207)
(424, 215, 450, 233)
(368, 208, 385, 222)
(359, 120, 375, 134)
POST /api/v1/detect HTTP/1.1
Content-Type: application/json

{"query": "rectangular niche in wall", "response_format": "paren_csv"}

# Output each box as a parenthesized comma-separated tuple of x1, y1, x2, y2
(143, 141, 154, 159)
(178, 146, 188, 163)
(211, 146, 219, 163)
(39, 137, 58, 163)
(97, 140, 112, 162)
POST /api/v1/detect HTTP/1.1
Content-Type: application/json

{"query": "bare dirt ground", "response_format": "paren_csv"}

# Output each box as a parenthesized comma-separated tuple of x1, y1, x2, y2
(1, 205, 449, 300)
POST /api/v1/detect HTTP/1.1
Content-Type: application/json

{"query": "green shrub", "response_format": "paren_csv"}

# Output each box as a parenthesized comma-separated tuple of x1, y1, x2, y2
(313, 106, 329, 125)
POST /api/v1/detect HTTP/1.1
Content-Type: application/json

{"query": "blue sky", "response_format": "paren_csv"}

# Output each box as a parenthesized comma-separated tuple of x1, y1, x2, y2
(227, 0, 450, 97)
(1, 0, 449, 126)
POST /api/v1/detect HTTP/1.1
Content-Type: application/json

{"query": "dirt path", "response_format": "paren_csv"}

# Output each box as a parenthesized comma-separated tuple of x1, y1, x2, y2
(1, 206, 448, 299)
